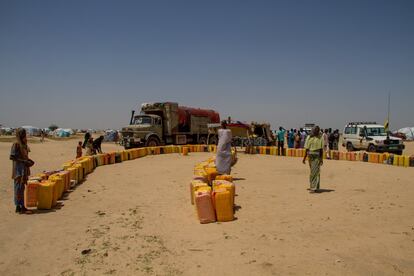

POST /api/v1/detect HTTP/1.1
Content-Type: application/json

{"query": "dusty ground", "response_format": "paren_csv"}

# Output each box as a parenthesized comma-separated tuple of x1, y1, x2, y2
(0, 138, 413, 275)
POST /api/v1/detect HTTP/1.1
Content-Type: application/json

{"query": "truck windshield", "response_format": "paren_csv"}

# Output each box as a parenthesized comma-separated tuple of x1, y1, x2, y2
(366, 127, 386, 136)
(133, 116, 152, 125)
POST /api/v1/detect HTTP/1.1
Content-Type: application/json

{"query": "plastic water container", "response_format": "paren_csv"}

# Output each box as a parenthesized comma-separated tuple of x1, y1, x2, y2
(213, 180, 235, 207)
(214, 189, 234, 222)
(205, 166, 218, 184)
(195, 191, 216, 224)
(190, 180, 209, 205)
(25, 180, 39, 208)
(37, 181, 53, 209)
(49, 174, 64, 199)
(215, 174, 233, 182)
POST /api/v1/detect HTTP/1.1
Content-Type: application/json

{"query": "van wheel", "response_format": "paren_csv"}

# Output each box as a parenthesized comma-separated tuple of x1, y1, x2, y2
(145, 137, 159, 147)
(368, 144, 376, 152)
(346, 142, 354, 152)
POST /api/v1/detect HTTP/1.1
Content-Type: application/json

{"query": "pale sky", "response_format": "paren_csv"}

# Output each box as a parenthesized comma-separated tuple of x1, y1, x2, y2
(0, 0, 413, 131)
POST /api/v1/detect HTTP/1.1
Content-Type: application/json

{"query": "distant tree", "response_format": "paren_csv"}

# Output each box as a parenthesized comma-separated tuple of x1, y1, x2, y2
(49, 124, 59, 131)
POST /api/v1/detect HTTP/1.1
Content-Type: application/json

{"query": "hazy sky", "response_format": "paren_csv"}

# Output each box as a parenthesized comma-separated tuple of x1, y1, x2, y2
(0, 0, 413, 131)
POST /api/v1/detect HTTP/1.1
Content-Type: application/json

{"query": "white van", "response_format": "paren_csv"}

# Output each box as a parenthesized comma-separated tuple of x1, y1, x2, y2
(342, 122, 404, 154)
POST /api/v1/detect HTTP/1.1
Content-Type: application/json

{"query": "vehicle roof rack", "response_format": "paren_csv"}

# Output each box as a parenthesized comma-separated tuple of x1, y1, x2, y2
(347, 122, 377, 125)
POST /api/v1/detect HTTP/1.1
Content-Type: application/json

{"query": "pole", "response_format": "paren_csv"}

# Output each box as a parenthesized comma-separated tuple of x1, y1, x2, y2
(387, 92, 390, 128)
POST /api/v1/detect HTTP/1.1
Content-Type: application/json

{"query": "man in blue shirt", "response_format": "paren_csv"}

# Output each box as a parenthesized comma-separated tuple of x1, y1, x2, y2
(277, 127, 286, 156)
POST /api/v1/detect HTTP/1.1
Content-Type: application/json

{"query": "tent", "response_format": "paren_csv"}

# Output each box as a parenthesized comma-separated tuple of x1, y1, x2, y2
(397, 127, 414, 140)
(21, 126, 41, 136)
(104, 130, 119, 142)
(52, 128, 75, 137)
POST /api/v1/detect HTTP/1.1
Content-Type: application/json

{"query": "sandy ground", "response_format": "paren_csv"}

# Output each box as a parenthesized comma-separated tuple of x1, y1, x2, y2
(0, 138, 413, 275)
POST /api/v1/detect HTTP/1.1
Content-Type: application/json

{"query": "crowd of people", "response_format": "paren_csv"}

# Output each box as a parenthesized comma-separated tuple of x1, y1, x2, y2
(275, 127, 340, 158)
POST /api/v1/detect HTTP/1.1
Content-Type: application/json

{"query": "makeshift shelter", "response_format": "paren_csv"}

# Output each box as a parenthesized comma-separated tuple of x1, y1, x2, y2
(104, 130, 119, 142)
(21, 126, 41, 136)
(397, 127, 414, 140)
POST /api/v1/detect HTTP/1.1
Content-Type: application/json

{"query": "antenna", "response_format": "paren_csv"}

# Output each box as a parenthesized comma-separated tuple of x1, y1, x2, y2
(387, 91, 391, 129)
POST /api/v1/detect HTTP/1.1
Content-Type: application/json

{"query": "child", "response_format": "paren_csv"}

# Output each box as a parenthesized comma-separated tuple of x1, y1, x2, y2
(76, 141, 82, 158)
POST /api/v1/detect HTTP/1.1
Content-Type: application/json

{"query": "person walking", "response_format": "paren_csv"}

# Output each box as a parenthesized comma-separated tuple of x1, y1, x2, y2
(10, 128, 34, 214)
(276, 127, 286, 156)
(302, 126, 324, 193)
(215, 121, 233, 175)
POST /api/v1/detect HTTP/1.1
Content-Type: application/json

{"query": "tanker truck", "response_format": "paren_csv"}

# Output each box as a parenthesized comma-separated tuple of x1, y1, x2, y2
(121, 102, 220, 148)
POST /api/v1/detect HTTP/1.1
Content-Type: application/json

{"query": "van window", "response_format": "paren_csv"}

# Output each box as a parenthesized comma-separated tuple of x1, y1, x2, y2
(345, 127, 357, 134)
(350, 127, 357, 134)
(344, 127, 350, 134)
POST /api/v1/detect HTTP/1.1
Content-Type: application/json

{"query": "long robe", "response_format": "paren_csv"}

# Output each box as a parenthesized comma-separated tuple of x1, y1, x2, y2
(215, 129, 232, 174)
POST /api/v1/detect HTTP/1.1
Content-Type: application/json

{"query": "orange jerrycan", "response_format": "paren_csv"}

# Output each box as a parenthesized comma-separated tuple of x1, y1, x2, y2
(195, 191, 216, 224)
(25, 180, 39, 208)
(215, 174, 233, 182)
(190, 180, 209, 205)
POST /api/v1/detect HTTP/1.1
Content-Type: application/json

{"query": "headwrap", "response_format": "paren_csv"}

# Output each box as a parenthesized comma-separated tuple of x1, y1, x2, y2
(310, 126, 321, 138)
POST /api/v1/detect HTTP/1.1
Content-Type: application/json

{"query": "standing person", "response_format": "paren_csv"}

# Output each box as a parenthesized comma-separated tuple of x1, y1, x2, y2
(302, 126, 324, 193)
(93, 135, 104, 154)
(328, 128, 334, 151)
(288, 129, 294, 149)
(276, 127, 286, 156)
(40, 129, 45, 143)
(215, 121, 233, 175)
(82, 132, 91, 149)
(322, 129, 330, 159)
(76, 141, 83, 158)
(85, 137, 95, 156)
(10, 128, 34, 214)
(333, 129, 340, 150)
(294, 129, 301, 149)
(300, 128, 306, 148)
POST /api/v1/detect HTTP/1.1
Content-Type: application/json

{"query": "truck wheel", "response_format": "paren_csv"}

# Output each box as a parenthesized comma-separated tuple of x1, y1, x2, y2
(208, 136, 218, 145)
(368, 144, 376, 152)
(145, 137, 159, 147)
(346, 142, 354, 152)
(198, 136, 207, 144)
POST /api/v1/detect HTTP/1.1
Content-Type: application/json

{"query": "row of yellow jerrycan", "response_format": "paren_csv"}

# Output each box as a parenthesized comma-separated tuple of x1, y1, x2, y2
(25, 145, 219, 210)
(191, 159, 235, 223)
(329, 151, 411, 167)
(25, 170, 71, 209)
(252, 146, 413, 168)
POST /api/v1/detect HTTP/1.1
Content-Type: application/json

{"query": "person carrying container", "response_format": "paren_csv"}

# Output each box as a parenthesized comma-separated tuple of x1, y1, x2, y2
(302, 126, 324, 193)
(216, 121, 233, 175)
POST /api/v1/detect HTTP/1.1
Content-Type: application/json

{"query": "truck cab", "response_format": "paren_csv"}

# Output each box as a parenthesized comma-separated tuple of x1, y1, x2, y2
(342, 122, 405, 154)
(121, 102, 220, 149)
(121, 114, 163, 148)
